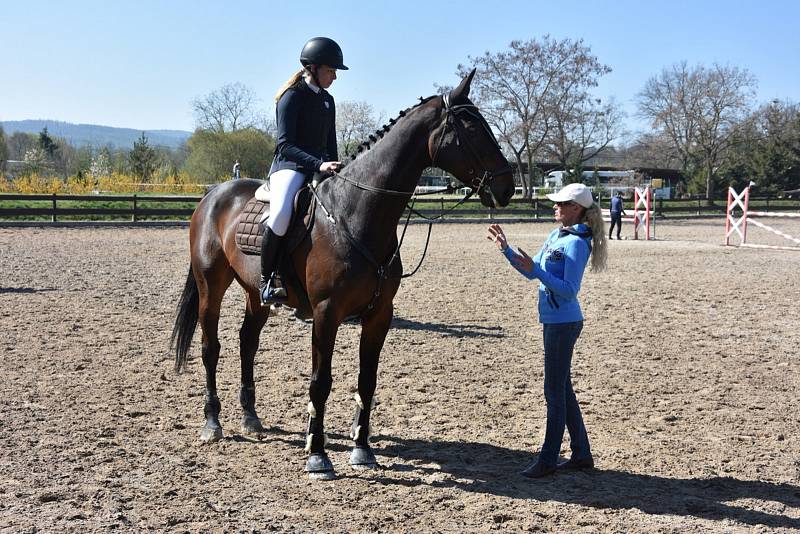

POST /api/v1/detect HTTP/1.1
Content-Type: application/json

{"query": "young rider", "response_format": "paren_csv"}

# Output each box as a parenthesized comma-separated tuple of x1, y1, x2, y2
(256, 37, 346, 305)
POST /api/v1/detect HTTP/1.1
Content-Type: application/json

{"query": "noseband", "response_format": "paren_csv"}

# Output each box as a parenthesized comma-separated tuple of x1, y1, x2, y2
(431, 94, 513, 195)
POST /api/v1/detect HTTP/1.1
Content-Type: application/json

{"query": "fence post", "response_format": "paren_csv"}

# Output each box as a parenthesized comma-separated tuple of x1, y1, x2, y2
(534, 197, 539, 220)
(132, 194, 137, 222)
(52, 193, 57, 223)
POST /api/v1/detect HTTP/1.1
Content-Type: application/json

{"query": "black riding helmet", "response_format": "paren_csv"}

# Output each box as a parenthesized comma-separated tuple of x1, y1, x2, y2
(300, 37, 348, 70)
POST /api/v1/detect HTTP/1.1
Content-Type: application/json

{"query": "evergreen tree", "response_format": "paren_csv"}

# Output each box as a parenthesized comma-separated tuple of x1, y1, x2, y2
(38, 127, 59, 158)
(563, 156, 585, 184)
(129, 132, 158, 182)
(750, 103, 800, 193)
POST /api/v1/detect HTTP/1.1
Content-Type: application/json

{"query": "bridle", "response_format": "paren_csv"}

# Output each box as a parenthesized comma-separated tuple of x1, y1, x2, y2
(310, 94, 513, 311)
(332, 93, 512, 198)
(431, 93, 513, 198)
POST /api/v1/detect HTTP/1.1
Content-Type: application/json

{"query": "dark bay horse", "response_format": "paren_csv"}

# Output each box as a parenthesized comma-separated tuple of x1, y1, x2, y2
(171, 69, 514, 479)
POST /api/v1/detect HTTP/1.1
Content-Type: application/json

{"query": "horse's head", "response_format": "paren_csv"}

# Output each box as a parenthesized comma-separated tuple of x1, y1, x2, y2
(429, 69, 515, 208)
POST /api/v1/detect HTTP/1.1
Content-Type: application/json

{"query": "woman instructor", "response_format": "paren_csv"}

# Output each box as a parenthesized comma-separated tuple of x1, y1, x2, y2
(256, 37, 346, 305)
(487, 183, 607, 478)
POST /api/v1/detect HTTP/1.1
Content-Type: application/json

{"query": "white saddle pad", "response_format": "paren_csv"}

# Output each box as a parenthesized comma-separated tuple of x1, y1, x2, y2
(254, 184, 271, 202)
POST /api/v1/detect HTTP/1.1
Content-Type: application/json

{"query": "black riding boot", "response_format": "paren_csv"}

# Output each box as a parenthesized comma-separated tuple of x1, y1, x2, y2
(259, 226, 287, 306)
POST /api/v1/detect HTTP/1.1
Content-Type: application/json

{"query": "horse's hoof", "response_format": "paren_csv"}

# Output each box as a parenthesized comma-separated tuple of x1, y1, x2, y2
(308, 470, 337, 481)
(350, 446, 379, 469)
(199, 425, 223, 443)
(306, 453, 335, 480)
(240, 415, 266, 435)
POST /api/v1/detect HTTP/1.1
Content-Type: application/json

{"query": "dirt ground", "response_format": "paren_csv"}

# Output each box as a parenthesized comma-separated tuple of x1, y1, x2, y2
(1, 218, 799, 533)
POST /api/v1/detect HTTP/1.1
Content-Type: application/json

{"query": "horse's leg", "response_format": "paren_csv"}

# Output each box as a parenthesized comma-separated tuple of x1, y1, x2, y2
(196, 268, 233, 443)
(305, 299, 340, 479)
(238, 289, 270, 434)
(350, 302, 393, 469)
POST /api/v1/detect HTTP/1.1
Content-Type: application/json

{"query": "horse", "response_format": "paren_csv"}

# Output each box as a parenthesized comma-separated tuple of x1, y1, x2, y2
(171, 69, 515, 479)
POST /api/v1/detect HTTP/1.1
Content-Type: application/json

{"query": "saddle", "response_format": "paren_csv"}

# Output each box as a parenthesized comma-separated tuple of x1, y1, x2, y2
(235, 185, 316, 256)
(235, 186, 317, 319)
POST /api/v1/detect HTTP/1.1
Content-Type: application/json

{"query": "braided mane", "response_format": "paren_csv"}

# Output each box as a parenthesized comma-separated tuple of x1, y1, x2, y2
(342, 95, 438, 166)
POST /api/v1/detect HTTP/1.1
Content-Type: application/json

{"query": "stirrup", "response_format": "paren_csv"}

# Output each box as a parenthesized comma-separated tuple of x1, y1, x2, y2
(260, 276, 287, 306)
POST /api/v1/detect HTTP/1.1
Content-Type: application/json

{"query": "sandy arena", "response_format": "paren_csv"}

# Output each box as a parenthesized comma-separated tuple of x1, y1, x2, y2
(1, 219, 799, 532)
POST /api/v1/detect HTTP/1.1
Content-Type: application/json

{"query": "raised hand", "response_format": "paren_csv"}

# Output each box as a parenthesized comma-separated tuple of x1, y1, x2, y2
(487, 223, 508, 251)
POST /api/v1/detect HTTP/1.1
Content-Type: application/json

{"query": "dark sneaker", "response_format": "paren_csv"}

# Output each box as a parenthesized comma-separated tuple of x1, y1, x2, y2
(520, 462, 556, 479)
(556, 457, 594, 471)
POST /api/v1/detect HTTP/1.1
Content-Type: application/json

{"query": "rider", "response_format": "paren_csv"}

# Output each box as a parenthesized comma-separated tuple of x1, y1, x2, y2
(256, 37, 346, 305)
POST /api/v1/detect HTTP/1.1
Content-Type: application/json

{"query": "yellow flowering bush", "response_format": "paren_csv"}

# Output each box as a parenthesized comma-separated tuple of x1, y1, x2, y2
(3, 172, 209, 195)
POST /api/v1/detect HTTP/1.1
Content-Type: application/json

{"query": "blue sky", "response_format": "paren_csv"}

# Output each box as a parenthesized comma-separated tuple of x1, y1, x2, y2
(2, 0, 798, 136)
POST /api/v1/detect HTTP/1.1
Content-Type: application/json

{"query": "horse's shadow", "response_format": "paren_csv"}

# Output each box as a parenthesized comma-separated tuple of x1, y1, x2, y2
(391, 317, 504, 339)
(248, 428, 800, 529)
(0, 286, 58, 294)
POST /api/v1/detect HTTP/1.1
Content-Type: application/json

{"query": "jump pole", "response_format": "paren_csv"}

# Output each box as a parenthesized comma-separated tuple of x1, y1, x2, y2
(725, 185, 800, 250)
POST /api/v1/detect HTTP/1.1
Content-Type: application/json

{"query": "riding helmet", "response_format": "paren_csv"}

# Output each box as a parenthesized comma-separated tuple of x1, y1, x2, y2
(300, 37, 348, 70)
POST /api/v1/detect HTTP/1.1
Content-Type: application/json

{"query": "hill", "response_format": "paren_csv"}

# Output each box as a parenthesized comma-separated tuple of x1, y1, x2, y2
(0, 120, 192, 150)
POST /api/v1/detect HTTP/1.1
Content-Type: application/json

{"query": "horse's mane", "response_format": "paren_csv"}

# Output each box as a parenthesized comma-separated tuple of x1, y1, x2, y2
(342, 95, 439, 167)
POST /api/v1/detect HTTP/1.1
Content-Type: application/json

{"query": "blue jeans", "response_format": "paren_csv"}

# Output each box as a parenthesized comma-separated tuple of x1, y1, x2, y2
(538, 321, 591, 466)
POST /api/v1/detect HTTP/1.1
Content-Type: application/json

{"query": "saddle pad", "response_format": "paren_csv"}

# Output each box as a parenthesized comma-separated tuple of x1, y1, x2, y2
(235, 187, 316, 256)
(235, 199, 268, 254)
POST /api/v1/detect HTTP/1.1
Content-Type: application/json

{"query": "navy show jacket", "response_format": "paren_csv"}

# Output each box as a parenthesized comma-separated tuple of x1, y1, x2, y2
(269, 79, 338, 177)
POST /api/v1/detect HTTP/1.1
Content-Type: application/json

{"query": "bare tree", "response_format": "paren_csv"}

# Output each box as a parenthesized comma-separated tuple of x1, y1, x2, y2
(541, 96, 625, 171)
(451, 36, 613, 197)
(620, 132, 684, 169)
(7, 132, 37, 161)
(192, 82, 265, 133)
(637, 62, 756, 200)
(336, 100, 384, 158)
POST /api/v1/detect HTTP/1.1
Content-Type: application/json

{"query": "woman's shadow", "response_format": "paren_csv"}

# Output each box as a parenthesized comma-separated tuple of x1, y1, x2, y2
(391, 317, 504, 339)
(246, 428, 799, 529)
(369, 434, 798, 529)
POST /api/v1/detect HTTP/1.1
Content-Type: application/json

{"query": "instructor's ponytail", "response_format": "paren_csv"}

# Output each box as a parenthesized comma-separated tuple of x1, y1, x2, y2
(582, 203, 607, 272)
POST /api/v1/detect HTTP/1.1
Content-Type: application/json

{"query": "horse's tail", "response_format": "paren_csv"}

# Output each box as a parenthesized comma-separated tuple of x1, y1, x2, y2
(171, 264, 199, 373)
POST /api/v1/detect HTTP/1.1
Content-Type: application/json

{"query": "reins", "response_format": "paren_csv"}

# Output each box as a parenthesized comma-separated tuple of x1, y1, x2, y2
(310, 93, 509, 311)
(321, 174, 478, 278)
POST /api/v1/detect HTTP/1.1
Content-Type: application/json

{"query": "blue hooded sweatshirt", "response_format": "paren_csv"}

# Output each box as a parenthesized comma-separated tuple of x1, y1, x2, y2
(502, 224, 593, 324)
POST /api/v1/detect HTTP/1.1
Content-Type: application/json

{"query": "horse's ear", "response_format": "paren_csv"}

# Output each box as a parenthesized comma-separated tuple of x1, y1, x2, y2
(449, 68, 476, 103)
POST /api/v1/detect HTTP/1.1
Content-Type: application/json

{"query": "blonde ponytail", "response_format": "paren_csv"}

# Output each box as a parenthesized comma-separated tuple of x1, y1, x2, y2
(274, 69, 306, 103)
(582, 203, 607, 272)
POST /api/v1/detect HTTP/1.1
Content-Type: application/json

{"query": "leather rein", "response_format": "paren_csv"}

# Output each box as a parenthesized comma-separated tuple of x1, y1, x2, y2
(310, 94, 510, 311)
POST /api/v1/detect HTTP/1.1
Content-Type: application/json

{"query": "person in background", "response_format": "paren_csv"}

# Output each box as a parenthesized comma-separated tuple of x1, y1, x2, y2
(608, 191, 626, 239)
(254, 37, 346, 305)
(487, 183, 607, 479)
(232, 160, 241, 180)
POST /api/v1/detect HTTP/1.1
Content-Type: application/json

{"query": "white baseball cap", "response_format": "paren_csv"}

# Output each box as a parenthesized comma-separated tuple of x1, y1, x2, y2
(546, 183, 594, 208)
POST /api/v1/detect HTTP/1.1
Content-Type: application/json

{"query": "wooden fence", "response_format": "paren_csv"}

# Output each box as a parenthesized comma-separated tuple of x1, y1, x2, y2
(1, 193, 798, 223)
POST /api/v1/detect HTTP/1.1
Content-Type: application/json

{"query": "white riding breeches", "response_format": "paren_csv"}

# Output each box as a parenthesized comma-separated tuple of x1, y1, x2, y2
(258, 169, 305, 236)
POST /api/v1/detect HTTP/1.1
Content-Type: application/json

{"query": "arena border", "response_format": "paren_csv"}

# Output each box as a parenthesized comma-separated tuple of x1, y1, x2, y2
(0, 220, 190, 228)
(0, 214, 735, 228)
